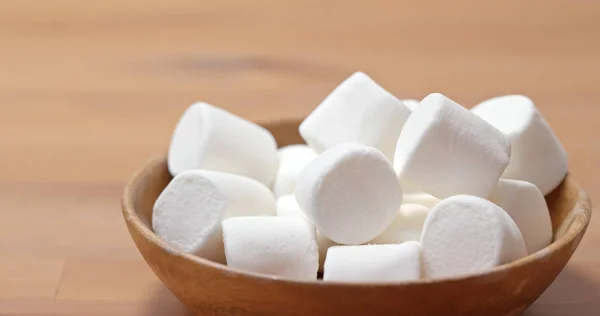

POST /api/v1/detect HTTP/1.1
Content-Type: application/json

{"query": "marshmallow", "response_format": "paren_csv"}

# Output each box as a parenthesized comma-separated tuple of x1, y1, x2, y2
(471, 95, 568, 195)
(299, 72, 411, 160)
(272, 145, 318, 198)
(370, 204, 430, 244)
(152, 170, 276, 263)
(276, 194, 338, 269)
(402, 192, 441, 209)
(222, 217, 319, 280)
(400, 180, 424, 195)
(394, 93, 511, 199)
(276, 194, 306, 218)
(488, 179, 552, 254)
(402, 99, 420, 111)
(421, 195, 527, 279)
(323, 242, 421, 282)
(295, 143, 403, 245)
(168, 102, 278, 186)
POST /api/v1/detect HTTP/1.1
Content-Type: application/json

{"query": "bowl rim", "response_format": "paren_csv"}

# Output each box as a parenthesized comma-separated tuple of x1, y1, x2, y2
(122, 154, 592, 287)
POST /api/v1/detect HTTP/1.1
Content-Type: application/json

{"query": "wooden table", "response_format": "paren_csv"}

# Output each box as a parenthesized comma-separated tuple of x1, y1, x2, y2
(1, 1, 599, 315)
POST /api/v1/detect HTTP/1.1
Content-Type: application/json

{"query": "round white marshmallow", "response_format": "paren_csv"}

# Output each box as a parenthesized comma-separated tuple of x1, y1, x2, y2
(272, 145, 318, 198)
(471, 95, 568, 195)
(394, 93, 512, 199)
(488, 179, 552, 254)
(370, 204, 430, 244)
(295, 143, 403, 245)
(323, 242, 421, 282)
(168, 102, 278, 186)
(421, 195, 527, 279)
(222, 216, 319, 280)
(152, 170, 276, 263)
(275, 194, 338, 269)
(299, 72, 412, 160)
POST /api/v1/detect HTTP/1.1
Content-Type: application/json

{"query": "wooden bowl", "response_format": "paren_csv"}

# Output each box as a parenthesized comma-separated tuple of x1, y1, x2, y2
(122, 120, 592, 316)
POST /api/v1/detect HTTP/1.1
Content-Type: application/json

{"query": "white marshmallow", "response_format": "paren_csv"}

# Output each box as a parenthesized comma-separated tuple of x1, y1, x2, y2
(471, 95, 568, 195)
(323, 242, 421, 282)
(295, 143, 403, 245)
(402, 192, 441, 209)
(299, 72, 411, 160)
(370, 204, 430, 244)
(421, 195, 527, 279)
(222, 217, 319, 280)
(152, 170, 276, 263)
(276, 194, 306, 218)
(399, 180, 424, 195)
(402, 99, 420, 111)
(168, 102, 278, 186)
(272, 145, 318, 198)
(488, 179, 552, 254)
(394, 93, 511, 199)
(275, 194, 338, 269)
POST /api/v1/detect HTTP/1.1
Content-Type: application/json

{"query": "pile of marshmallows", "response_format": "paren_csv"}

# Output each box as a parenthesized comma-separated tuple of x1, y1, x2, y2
(153, 72, 568, 282)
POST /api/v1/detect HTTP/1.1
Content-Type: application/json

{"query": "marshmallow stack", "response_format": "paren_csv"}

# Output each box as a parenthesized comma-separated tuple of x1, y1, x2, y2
(421, 195, 527, 279)
(488, 179, 553, 254)
(299, 72, 412, 160)
(153, 73, 566, 282)
(168, 102, 278, 186)
(394, 93, 511, 199)
(471, 95, 568, 195)
(295, 143, 403, 245)
(222, 217, 319, 280)
(152, 170, 276, 263)
(272, 145, 318, 198)
(324, 242, 421, 283)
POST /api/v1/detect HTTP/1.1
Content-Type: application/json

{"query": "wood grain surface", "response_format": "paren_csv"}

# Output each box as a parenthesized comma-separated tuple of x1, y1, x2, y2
(0, 1, 598, 315)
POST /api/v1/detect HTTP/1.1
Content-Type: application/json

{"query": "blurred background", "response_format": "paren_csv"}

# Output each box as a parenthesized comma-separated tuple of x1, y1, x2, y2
(0, 1, 599, 315)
